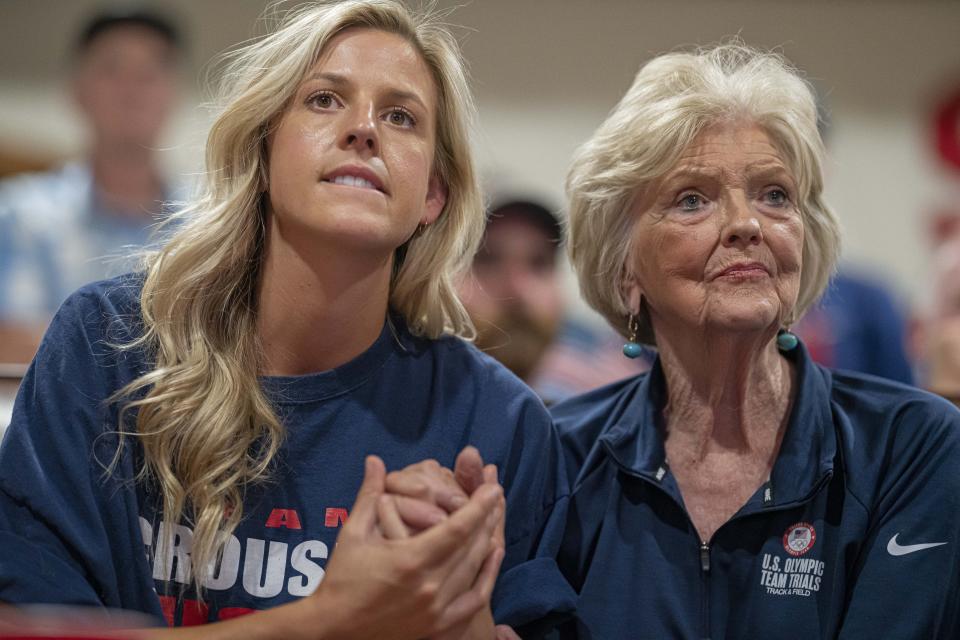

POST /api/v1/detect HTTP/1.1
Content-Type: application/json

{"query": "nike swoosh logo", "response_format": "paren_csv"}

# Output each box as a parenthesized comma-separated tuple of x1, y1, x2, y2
(887, 533, 948, 556)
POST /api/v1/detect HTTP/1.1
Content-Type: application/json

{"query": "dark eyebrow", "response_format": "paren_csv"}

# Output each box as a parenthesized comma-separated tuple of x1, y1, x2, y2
(301, 72, 428, 114)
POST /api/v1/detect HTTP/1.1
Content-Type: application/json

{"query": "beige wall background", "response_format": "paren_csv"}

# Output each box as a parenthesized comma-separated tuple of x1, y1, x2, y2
(2, 0, 959, 319)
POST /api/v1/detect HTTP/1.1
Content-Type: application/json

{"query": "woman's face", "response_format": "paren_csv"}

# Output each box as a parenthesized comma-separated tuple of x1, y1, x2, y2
(266, 28, 445, 257)
(626, 123, 804, 341)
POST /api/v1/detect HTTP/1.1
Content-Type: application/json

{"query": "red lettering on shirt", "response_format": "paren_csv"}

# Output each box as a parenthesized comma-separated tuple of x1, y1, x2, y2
(325, 507, 349, 528)
(265, 508, 302, 529)
(181, 599, 210, 626)
(158, 595, 176, 627)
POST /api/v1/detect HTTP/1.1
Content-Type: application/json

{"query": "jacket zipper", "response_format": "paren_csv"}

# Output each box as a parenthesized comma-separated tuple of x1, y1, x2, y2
(694, 473, 833, 640)
(700, 540, 711, 640)
(603, 442, 834, 639)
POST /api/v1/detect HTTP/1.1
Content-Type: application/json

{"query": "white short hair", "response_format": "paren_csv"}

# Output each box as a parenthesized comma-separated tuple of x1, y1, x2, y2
(566, 43, 841, 343)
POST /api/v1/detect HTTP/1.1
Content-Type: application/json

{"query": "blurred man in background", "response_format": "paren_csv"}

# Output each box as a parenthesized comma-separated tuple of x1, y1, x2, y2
(790, 93, 916, 385)
(0, 8, 181, 363)
(460, 199, 647, 405)
(793, 268, 915, 384)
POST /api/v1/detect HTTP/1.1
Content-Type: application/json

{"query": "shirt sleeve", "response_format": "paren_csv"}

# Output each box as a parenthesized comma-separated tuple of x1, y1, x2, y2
(487, 385, 578, 634)
(0, 287, 158, 615)
(838, 402, 960, 638)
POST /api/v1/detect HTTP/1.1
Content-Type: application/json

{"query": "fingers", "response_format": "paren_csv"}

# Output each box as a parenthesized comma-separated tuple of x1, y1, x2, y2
(495, 624, 523, 640)
(385, 468, 430, 499)
(434, 546, 505, 632)
(474, 546, 506, 609)
(433, 483, 469, 513)
(478, 463, 505, 548)
(386, 461, 468, 513)
(413, 483, 503, 564)
(393, 495, 447, 531)
(491, 488, 506, 549)
(346, 455, 387, 535)
(482, 463, 498, 486)
(434, 500, 502, 609)
(377, 495, 411, 540)
(454, 446, 486, 495)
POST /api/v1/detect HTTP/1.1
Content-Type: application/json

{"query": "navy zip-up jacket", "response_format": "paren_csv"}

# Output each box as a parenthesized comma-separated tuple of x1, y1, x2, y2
(548, 343, 960, 639)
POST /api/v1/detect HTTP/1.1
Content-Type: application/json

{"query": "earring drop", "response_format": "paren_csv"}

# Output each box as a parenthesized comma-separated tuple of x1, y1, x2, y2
(776, 328, 799, 351)
(623, 314, 643, 359)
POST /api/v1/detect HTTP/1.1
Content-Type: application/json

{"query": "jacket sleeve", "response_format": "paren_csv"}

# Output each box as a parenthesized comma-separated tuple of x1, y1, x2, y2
(838, 400, 960, 638)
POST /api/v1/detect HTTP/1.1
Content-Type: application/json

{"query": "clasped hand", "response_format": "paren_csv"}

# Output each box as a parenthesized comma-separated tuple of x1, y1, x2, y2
(307, 447, 512, 640)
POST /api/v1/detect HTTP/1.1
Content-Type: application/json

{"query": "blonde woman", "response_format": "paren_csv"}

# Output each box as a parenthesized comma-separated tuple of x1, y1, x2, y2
(545, 44, 960, 637)
(0, 2, 569, 638)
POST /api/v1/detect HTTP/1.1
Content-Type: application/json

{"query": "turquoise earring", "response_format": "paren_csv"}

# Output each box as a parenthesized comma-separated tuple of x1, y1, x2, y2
(776, 328, 799, 351)
(623, 314, 643, 359)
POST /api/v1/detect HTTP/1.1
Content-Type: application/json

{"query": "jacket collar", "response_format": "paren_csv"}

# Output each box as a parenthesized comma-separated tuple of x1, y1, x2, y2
(599, 341, 837, 507)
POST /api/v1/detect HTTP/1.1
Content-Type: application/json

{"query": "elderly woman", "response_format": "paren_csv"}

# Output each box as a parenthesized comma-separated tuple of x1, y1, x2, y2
(544, 44, 960, 638)
(0, 1, 569, 638)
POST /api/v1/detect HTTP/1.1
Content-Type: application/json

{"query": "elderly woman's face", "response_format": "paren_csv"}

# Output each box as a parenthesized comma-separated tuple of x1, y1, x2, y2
(626, 123, 804, 341)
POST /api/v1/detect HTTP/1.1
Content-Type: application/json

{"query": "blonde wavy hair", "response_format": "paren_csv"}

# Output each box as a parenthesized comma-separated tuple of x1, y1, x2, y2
(566, 43, 841, 344)
(113, 0, 483, 589)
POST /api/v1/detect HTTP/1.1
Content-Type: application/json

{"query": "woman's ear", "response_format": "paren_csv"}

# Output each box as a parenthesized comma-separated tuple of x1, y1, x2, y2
(623, 271, 644, 315)
(422, 174, 448, 225)
(259, 128, 272, 194)
(258, 163, 270, 194)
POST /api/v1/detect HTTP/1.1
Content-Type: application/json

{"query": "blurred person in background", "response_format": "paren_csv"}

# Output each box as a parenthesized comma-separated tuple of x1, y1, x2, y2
(460, 199, 647, 405)
(787, 93, 915, 385)
(0, 7, 181, 363)
(922, 233, 960, 405)
(792, 267, 914, 384)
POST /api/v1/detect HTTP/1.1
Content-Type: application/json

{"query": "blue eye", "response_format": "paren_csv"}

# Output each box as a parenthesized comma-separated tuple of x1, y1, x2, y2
(763, 188, 789, 206)
(678, 193, 705, 211)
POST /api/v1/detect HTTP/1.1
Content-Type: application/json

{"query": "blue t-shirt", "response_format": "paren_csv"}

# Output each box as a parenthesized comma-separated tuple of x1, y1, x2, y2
(548, 342, 960, 639)
(0, 276, 575, 627)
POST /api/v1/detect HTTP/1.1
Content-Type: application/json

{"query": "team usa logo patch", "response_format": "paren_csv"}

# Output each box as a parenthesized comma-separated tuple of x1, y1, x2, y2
(783, 522, 817, 556)
(761, 523, 824, 596)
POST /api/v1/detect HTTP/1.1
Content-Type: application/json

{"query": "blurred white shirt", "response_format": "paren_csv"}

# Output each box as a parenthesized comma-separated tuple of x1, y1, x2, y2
(0, 162, 173, 322)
